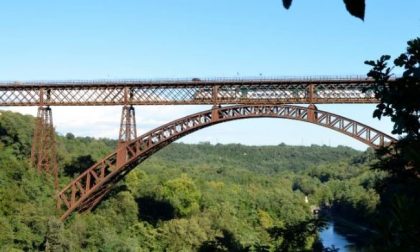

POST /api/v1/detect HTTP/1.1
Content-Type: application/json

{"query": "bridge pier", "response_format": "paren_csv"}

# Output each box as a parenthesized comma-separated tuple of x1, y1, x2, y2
(116, 105, 137, 168)
(31, 106, 58, 189)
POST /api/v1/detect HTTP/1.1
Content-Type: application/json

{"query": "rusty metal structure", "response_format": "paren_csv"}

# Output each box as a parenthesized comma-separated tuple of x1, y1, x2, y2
(30, 106, 58, 189)
(118, 105, 137, 143)
(56, 104, 396, 220)
(117, 105, 137, 168)
(0, 77, 383, 106)
(0, 76, 397, 220)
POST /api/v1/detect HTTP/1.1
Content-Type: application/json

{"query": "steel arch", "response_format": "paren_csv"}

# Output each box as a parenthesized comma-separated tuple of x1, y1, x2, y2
(57, 104, 396, 220)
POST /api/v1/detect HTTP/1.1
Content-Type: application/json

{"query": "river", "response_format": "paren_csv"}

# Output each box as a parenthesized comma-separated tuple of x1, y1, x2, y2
(320, 221, 355, 251)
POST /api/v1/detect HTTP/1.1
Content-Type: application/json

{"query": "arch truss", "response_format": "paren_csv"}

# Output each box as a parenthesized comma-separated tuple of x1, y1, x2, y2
(57, 104, 396, 220)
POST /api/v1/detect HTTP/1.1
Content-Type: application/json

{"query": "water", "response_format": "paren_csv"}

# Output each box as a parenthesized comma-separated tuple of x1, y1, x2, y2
(320, 222, 353, 251)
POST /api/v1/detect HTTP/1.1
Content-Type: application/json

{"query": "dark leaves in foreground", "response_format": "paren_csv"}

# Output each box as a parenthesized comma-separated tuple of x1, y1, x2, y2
(282, 0, 365, 20)
(282, 0, 292, 9)
(268, 218, 327, 251)
(343, 0, 365, 20)
(364, 37, 420, 249)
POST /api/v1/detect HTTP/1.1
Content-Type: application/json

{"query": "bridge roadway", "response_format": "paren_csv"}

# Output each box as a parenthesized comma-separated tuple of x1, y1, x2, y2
(0, 77, 386, 106)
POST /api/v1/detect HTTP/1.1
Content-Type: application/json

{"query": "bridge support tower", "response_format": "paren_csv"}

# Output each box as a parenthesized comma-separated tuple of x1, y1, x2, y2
(116, 105, 137, 168)
(31, 106, 58, 189)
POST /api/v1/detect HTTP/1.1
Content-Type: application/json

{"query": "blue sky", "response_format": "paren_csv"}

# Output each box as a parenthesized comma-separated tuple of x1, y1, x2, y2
(1, 1, 419, 150)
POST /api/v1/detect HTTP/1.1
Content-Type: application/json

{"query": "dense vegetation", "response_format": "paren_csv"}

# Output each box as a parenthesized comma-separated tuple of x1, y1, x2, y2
(362, 37, 420, 249)
(0, 110, 383, 251)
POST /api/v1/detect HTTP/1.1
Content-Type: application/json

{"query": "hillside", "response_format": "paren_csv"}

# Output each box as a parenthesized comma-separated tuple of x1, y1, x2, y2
(148, 142, 360, 173)
(0, 110, 380, 251)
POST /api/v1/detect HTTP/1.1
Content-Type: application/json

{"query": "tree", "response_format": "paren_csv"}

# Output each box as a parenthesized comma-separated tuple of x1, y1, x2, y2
(63, 155, 96, 177)
(45, 218, 64, 252)
(364, 37, 420, 249)
(268, 218, 327, 251)
(65, 133, 75, 140)
(282, 0, 366, 20)
(364, 38, 420, 180)
(159, 174, 201, 217)
(199, 229, 247, 252)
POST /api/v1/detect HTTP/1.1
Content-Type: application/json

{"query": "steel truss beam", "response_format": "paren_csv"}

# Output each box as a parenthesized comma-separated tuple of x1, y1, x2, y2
(0, 77, 387, 106)
(56, 104, 396, 220)
(31, 106, 58, 189)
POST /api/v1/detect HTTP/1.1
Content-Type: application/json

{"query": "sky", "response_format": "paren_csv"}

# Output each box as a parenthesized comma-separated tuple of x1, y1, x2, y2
(0, 0, 419, 150)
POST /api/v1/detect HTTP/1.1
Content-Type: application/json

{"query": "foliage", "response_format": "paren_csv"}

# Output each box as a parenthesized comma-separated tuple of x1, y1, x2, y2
(63, 155, 96, 177)
(364, 37, 420, 249)
(282, 0, 366, 20)
(268, 218, 327, 251)
(0, 145, 56, 251)
(45, 218, 64, 252)
(159, 174, 201, 218)
(365, 38, 420, 138)
(0, 111, 34, 158)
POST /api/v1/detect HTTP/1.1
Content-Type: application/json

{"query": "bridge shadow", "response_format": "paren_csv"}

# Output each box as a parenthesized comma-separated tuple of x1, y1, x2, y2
(135, 196, 176, 225)
(88, 186, 176, 225)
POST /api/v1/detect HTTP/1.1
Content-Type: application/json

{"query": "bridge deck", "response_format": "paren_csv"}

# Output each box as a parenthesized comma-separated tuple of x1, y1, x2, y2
(0, 77, 384, 106)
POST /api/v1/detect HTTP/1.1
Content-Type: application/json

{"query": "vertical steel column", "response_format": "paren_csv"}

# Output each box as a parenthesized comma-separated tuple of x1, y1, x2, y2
(307, 104, 318, 123)
(116, 105, 137, 168)
(306, 84, 315, 104)
(31, 106, 58, 189)
(211, 85, 221, 122)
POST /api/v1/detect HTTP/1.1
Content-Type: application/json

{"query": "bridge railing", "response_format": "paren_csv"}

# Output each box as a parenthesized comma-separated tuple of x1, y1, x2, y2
(0, 75, 374, 86)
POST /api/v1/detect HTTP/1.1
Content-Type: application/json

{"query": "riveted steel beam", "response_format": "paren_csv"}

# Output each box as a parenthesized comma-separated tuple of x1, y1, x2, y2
(0, 77, 386, 106)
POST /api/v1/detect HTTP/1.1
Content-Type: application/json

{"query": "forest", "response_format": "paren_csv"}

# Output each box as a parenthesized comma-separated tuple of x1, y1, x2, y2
(0, 110, 382, 251)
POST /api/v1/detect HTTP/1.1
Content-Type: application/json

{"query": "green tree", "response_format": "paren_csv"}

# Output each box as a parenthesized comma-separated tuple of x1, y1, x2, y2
(268, 218, 326, 251)
(45, 218, 64, 252)
(63, 155, 96, 177)
(364, 38, 420, 180)
(159, 174, 201, 218)
(364, 37, 420, 249)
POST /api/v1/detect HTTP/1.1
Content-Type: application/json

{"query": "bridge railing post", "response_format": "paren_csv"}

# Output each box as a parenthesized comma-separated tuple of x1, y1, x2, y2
(31, 106, 58, 189)
(116, 105, 137, 168)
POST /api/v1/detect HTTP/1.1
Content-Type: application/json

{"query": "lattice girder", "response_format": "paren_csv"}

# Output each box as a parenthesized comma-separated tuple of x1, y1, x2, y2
(0, 78, 387, 106)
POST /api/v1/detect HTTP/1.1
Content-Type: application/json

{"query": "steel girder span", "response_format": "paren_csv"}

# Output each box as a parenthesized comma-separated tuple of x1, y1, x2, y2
(0, 78, 383, 106)
(57, 104, 396, 221)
